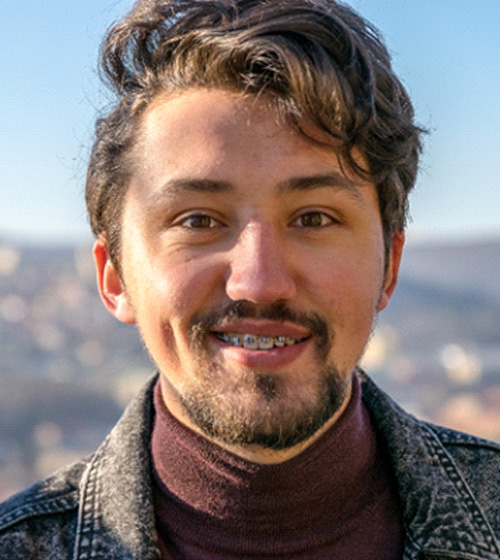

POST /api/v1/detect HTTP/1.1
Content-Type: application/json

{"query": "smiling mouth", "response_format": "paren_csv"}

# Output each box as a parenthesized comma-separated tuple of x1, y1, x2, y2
(213, 332, 309, 350)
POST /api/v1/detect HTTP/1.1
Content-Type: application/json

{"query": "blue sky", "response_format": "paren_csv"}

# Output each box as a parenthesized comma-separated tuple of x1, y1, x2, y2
(1, 0, 499, 244)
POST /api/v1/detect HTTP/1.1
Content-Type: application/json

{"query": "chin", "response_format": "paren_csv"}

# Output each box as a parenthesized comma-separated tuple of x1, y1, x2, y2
(176, 364, 349, 450)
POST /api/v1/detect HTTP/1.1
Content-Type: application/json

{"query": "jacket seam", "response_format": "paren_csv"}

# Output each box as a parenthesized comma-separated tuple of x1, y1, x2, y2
(426, 425, 500, 452)
(0, 493, 78, 532)
(441, 440, 500, 453)
(421, 424, 500, 556)
(73, 437, 109, 559)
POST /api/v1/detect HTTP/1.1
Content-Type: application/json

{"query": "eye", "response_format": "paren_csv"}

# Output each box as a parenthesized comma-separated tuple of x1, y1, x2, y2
(179, 214, 222, 229)
(291, 211, 335, 228)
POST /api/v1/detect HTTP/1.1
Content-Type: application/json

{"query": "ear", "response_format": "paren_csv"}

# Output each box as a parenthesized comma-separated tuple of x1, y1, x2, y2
(93, 236, 136, 324)
(378, 231, 405, 312)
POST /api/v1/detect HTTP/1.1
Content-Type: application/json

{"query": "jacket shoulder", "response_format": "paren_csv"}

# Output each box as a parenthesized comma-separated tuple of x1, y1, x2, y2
(427, 422, 500, 535)
(0, 458, 87, 529)
(429, 422, 500, 469)
(430, 422, 500, 450)
(359, 370, 500, 544)
(0, 459, 87, 558)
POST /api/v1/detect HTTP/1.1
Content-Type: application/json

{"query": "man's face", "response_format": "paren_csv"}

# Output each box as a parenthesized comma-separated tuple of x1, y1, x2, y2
(95, 88, 402, 451)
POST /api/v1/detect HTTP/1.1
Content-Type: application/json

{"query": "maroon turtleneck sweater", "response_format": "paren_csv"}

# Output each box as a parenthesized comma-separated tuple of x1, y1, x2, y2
(151, 375, 405, 559)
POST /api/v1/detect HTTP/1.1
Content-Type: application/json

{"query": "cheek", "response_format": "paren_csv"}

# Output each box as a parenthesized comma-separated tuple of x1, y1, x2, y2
(141, 259, 227, 379)
(166, 257, 226, 319)
(132, 255, 223, 343)
(313, 249, 383, 300)
(311, 254, 383, 334)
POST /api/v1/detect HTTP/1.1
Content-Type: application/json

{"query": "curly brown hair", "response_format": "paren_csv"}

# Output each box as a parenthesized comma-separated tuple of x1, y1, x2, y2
(86, 0, 423, 272)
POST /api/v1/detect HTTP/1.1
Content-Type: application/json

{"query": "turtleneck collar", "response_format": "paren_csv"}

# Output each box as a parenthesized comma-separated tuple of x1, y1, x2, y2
(151, 374, 404, 559)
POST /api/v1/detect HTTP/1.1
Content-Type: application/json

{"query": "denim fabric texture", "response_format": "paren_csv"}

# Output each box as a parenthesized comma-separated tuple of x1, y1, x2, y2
(1, 370, 499, 560)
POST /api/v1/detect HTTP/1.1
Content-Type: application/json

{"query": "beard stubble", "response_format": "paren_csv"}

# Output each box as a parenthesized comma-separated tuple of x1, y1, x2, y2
(168, 301, 351, 450)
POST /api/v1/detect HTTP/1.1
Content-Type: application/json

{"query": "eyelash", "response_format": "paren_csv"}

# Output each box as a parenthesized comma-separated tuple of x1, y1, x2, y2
(173, 210, 337, 231)
(180, 214, 221, 229)
(290, 211, 336, 228)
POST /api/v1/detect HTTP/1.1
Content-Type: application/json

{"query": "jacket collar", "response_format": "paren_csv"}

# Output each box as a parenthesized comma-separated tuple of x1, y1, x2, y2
(359, 369, 500, 560)
(74, 372, 500, 560)
(73, 374, 160, 560)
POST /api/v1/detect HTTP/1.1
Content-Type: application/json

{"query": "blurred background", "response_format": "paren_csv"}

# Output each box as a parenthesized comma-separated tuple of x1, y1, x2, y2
(0, 0, 499, 499)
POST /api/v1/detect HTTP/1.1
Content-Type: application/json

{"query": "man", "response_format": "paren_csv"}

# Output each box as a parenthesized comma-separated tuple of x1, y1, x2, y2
(1, 0, 499, 558)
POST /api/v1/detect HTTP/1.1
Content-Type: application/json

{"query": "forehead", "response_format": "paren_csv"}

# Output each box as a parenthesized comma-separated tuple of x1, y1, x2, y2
(138, 89, 305, 166)
(129, 88, 374, 206)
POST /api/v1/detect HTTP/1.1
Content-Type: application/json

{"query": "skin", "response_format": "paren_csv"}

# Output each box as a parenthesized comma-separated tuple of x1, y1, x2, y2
(94, 88, 404, 464)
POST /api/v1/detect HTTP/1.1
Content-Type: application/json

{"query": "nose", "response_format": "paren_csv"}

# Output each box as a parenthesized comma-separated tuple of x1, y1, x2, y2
(225, 223, 297, 303)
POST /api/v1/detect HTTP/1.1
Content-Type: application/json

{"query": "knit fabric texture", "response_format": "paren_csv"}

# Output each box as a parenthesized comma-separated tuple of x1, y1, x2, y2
(151, 374, 404, 559)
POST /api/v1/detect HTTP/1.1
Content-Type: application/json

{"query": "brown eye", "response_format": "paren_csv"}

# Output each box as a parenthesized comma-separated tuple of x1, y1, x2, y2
(294, 212, 332, 228)
(183, 214, 217, 228)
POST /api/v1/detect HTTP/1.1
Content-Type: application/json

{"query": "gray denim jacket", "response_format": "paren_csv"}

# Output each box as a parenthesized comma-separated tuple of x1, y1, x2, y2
(1, 372, 499, 560)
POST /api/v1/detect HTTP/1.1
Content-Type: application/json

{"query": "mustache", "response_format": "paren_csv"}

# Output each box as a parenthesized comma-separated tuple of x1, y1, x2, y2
(189, 300, 332, 358)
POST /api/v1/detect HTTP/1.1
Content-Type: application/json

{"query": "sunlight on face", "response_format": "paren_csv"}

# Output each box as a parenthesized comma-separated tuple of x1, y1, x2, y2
(97, 89, 402, 457)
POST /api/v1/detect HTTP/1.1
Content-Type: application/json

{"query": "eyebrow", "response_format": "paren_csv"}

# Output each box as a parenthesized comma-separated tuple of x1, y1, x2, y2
(149, 178, 232, 199)
(277, 172, 364, 202)
(147, 172, 365, 205)
(145, 179, 232, 207)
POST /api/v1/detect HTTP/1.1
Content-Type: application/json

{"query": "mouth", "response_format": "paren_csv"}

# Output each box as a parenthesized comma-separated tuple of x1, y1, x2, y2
(213, 332, 309, 350)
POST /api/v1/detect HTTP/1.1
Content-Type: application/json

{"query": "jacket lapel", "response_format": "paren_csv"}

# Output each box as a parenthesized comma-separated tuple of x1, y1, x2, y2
(74, 375, 160, 560)
(360, 370, 500, 560)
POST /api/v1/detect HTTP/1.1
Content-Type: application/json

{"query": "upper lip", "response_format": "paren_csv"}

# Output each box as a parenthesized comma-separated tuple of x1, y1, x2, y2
(211, 319, 310, 339)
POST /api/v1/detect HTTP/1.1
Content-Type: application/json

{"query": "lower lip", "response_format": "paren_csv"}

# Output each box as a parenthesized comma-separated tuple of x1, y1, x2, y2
(210, 335, 312, 369)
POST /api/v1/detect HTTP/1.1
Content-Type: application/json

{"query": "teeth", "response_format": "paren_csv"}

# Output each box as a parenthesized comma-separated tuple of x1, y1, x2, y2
(215, 332, 303, 350)
(258, 337, 274, 350)
(231, 335, 243, 347)
(243, 334, 258, 349)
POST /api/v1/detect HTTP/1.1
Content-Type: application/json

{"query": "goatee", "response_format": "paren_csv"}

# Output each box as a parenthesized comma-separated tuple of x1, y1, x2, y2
(173, 301, 350, 450)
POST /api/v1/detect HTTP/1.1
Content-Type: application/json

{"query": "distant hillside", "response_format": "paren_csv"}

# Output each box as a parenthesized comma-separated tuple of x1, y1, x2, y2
(401, 238, 500, 303)
(375, 237, 500, 379)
